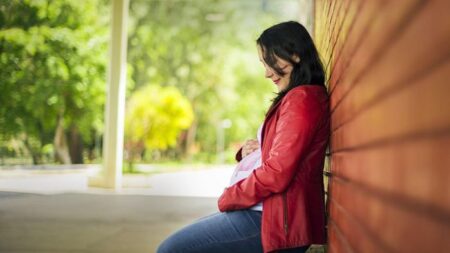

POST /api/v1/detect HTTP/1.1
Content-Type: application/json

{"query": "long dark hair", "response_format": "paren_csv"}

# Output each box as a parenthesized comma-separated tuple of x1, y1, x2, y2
(256, 21, 325, 112)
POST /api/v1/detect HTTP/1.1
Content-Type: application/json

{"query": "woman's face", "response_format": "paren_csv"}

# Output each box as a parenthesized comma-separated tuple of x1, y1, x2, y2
(257, 46, 294, 92)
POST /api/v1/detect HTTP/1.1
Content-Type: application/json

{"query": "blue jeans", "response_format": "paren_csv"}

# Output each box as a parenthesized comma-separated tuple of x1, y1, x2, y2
(157, 210, 310, 253)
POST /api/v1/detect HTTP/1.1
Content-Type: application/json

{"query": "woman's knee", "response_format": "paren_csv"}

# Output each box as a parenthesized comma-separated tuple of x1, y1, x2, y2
(156, 237, 180, 253)
(156, 224, 202, 253)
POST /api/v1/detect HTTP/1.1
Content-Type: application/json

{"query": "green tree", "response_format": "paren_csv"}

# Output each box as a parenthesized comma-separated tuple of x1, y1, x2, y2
(0, 0, 109, 164)
(124, 84, 193, 169)
(126, 0, 285, 162)
(0, 0, 300, 165)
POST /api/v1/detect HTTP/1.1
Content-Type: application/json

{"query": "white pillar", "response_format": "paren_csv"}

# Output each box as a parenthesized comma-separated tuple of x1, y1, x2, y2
(298, 0, 314, 35)
(90, 0, 129, 189)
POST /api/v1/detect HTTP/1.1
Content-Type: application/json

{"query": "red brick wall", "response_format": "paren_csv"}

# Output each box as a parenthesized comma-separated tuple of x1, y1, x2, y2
(314, 0, 450, 252)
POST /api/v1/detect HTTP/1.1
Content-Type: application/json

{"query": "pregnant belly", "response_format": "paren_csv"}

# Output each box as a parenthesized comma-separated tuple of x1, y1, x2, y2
(229, 150, 262, 186)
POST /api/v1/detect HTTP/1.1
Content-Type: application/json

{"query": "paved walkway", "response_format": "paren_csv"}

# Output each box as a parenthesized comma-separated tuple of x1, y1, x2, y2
(119, 166, 234, 197)
(0, 166, 234, 197)
(0, 191, 218, 253)
(0, 166, 231, 252)
(0, 167, 323, 253)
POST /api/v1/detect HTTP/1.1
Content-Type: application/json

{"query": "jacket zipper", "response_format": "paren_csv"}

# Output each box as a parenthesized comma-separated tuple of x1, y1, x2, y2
(283, 192, 288, 235)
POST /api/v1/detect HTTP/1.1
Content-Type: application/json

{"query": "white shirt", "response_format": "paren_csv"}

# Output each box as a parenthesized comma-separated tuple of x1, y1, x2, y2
(228, 123, 264, 211)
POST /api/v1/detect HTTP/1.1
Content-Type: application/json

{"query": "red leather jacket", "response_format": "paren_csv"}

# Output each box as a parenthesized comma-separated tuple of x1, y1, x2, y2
(218, 85, 330, 253)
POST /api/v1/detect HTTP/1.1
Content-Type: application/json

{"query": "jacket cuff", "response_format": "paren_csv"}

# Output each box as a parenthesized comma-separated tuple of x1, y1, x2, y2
(218, 193, 227, 212)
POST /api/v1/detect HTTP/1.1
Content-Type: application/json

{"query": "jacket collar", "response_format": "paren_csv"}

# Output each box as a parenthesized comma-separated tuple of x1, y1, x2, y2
(261, 99, 282, 148)
(265, 99, 282, 121)
(260, 84, 325, 147)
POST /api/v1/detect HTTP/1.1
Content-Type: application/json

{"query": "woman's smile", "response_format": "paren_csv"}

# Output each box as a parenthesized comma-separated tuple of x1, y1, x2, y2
(257, 46, 294, 92)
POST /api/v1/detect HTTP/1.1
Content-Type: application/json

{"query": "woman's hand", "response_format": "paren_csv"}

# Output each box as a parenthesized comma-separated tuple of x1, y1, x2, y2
(241, 139, 260, 158)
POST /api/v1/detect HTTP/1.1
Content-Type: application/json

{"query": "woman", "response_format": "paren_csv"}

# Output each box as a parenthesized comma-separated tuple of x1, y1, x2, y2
(157, 21, 329, 253)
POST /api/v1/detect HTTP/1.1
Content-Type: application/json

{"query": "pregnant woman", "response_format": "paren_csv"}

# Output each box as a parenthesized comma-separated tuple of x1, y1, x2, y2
(157, 21, 330, 253)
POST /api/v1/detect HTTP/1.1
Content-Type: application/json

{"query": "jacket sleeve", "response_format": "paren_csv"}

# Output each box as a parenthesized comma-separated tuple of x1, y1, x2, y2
(218, 90, 323, 212)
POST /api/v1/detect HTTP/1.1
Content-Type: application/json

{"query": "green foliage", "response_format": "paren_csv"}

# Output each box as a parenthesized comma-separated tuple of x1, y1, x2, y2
(125, 85, 193, 151)
(126, 0, 290, 162)
(0, 0, 108, 163)
(0, 0, 300, 165)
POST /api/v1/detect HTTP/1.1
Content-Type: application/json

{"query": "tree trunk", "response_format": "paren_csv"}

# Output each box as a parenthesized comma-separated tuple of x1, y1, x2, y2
(184, 118, 198, 162)
(68, 125, 84, 164)
(53, 115, 71, 164)
(23, 136, 41, 165)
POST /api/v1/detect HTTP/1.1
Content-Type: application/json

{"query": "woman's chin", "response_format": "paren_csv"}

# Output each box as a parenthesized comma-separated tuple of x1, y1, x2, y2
(277, 85, 288, 92)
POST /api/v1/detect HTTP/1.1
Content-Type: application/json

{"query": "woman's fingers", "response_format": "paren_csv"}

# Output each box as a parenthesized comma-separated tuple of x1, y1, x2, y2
(248, 143, 259, 151)
(242, 139, 260, 157)
(245, 139, 258, 146)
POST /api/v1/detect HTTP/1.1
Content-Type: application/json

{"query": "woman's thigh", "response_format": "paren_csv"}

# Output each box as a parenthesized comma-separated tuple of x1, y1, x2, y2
(157, 210, 263, 253)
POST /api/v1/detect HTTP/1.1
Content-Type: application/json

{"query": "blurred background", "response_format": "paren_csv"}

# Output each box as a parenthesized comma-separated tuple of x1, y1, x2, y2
(1, 0, 448, 252)
(0, 1, 320, 252)
(0, 0, 306, 168)
(0, 0, 311, 193)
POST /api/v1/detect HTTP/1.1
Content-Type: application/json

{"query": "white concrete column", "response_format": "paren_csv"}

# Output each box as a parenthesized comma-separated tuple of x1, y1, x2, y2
(90, 0, 129, 189)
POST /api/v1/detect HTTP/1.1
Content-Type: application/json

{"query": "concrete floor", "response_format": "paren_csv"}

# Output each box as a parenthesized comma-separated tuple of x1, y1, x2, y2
(0, 168, 325, 253)
(0, 191, 218, 253)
